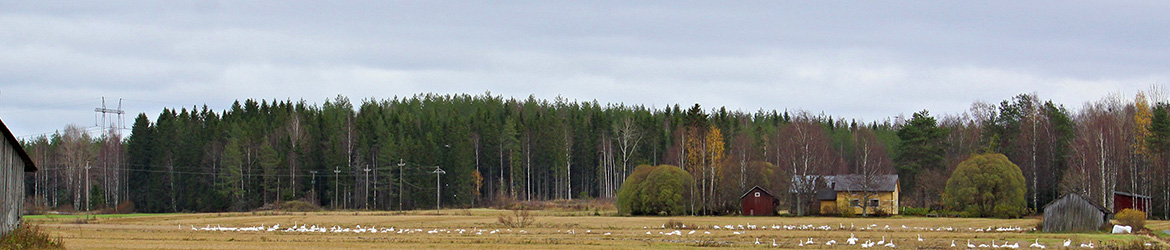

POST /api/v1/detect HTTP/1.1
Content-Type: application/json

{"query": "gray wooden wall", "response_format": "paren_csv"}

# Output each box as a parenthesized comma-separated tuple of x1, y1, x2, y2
(1043, 194, 1105, 232)
(0, 140, 26, 235)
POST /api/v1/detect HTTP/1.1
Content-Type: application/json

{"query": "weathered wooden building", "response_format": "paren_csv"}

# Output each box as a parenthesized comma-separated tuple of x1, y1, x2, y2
(1, 117, 37, 235)
(1043, 193, 1110, 232)
(740, 186, 778, 216)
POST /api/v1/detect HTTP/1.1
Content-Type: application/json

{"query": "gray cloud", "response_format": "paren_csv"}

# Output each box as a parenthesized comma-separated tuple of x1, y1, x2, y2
(1, 1, 1167, 137)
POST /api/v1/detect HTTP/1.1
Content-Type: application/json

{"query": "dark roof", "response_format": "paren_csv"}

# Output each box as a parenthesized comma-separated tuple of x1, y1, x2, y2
(0, 117, 36, 172)
(1046, 192, 1111, 215)
(740, 186, 777, 200)
(1113, 191, 1151, 199)
(825, 175, 899, 192)
(816, 187, 837, 201)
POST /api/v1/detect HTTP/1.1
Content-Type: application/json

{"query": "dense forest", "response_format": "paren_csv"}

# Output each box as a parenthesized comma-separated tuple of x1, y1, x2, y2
(19, 91, 1170, 218)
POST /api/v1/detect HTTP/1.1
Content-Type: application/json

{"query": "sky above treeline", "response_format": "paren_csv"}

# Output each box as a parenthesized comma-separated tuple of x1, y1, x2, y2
(1, 1, 1168, 138)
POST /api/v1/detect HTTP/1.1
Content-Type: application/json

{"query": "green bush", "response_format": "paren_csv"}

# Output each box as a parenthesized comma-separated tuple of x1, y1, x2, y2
(616, 165, 654, 215)
(900, 207, 931, 216)
(616, 164, 694, 216)
(1116, 209, 1146, 230)
(280, 200, 323, 212)
(943, 153, 1027, 218)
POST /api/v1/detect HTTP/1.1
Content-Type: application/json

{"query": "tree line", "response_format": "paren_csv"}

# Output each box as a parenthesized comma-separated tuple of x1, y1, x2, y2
(19, 91, 1170, 218)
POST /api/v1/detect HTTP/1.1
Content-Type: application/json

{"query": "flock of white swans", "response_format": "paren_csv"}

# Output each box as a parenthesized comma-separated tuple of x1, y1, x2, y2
(186, 222, 1145, 248)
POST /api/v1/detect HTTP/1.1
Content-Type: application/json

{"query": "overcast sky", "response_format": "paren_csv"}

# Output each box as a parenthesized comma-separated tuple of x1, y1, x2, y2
(2, 1, 1168, 138)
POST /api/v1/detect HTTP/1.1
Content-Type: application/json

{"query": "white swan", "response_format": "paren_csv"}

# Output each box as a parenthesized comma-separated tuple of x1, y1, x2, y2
(1028, 239, 1045, 249)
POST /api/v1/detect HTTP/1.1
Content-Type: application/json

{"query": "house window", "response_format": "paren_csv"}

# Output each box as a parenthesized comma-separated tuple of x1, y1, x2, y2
(755, 192, 761, 198)
(869, 199, 880, 207)
(850, 199, 860, 207)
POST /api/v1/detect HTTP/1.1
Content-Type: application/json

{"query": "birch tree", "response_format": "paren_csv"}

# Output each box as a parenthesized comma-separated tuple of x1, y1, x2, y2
(779, 116, 837, 216)
(1065, 99, 1126, 209)
(847, 127, 892, 216)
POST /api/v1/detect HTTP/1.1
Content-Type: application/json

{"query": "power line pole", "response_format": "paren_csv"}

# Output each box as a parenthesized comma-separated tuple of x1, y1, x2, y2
(309, 170, 318, 201)
(433, 165, 445, 214)
(372, 162, 378, 209)
(94, 97, 125, 210)
(398, 159, 404, 210)
(333, 166, 341, 210)
(364, 165, 371, 210)
(85, 161, 91, 212)
(93, 97, 127, 130)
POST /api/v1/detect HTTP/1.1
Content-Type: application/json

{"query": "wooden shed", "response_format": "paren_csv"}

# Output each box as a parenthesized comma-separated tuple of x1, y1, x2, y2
(1, 117, 37, 235)
(1113, 191, 1150, 213)
(1043, 193, 1110, 232)
(741, 186, 778, 216)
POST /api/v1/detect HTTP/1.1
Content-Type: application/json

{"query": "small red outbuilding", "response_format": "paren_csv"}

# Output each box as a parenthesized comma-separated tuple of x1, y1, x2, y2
(741, 186, 778, 216)
(1113, 191, 1150, 213)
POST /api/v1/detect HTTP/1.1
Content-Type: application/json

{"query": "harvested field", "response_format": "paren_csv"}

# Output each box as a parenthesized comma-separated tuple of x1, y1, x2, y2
(27, 210, 1168, 249)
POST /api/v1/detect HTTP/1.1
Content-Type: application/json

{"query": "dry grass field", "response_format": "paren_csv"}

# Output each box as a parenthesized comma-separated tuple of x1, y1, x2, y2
(26, 209, 1168, 250)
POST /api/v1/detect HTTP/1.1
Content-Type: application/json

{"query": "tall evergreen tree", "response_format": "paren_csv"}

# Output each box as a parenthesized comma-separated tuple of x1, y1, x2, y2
(894, 110, 948, 207)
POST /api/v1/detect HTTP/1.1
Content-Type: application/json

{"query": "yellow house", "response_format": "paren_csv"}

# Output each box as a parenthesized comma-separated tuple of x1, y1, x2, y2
(817, 175, 899, 216)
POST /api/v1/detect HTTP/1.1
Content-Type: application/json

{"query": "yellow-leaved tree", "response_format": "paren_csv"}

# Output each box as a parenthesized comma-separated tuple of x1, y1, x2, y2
(704, 126, 726, 211)
(1134, 92, 1152, 157)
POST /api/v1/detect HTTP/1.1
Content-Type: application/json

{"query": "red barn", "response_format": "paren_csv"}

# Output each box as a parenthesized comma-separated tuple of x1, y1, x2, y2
(1113, 191, 1150, 213)
(741, 186, 778, 216)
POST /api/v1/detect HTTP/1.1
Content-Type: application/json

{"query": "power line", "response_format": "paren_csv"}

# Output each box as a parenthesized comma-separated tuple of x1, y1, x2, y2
(15, 125, 118, 140)
(36, 165, 437, 177)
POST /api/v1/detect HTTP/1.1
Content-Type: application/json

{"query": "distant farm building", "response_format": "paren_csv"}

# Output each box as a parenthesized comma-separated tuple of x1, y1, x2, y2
(1, 117, 37, 235)
(816, 175, 900, 216)
(1112, 191, 1150, 213)
(1043, 193, 1111, 232)
(787, 175, 829, 215)
(740, 186, 778, 216)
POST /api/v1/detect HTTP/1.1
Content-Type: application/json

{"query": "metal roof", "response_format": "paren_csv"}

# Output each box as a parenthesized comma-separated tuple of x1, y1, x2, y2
(825, 175, 899, 192)
(1046, 192, 1111, 215)
(815, 188, 837, 201)
(1113, 191, 1151, 199)
(0, 117, 36, 172)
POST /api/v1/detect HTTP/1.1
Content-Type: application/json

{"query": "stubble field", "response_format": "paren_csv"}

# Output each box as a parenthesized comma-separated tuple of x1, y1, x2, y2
(27, 209, 1168, 249)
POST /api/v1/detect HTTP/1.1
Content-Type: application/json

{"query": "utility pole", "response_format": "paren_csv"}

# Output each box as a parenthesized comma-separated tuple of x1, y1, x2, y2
(93, 97, 125, 210)
(364, 165, 371, 210)
(371, 162, 378, 209)
(433, 165, 446, 214)
(398, 159, 404, 210)
(333, 166, 341, 210)
(85, 161, 91, 212)
(309, 170, 318, 200)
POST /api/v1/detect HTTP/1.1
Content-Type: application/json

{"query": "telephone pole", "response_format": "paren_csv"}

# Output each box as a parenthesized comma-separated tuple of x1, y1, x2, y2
(85, 161, 91, 212)
(363, 165, 371, 210)
(398, 159, 405, 210)
(333, 166, 341, 209)
(432, 166, 446, 214)
(309, 170, 318, 200)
